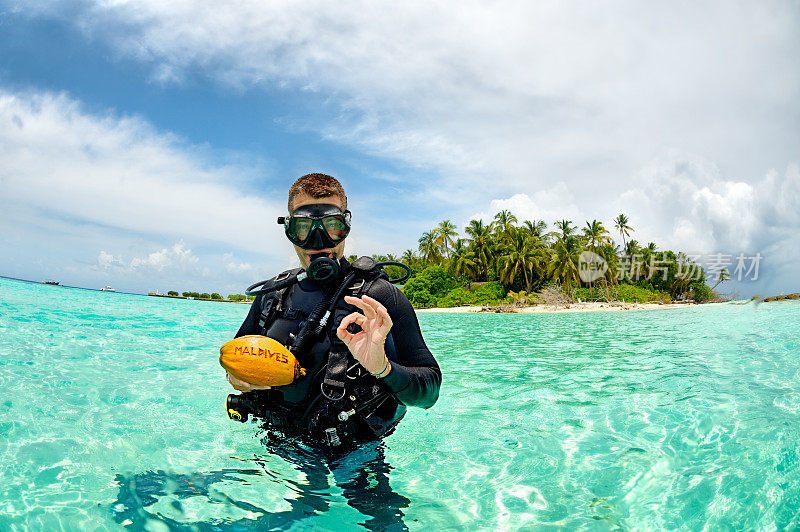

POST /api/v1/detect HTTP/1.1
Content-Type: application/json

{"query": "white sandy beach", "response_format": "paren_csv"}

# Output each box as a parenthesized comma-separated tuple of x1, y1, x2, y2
(416, 301, 702, 314)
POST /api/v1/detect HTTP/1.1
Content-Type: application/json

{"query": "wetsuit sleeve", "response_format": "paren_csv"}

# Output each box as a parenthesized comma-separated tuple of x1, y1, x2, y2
(370, 281, 441, 409)
(235, 295, 264, 338)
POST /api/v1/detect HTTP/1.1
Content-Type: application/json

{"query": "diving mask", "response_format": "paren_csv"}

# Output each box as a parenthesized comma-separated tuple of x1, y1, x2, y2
(278, 203, 351, 250)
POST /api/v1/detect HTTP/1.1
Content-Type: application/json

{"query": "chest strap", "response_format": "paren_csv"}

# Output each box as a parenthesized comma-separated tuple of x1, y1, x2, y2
(258, 269, 301, 335)
(321, 346, 350, 401)
(281, 307, 308, 321)
(319, 272, 382, 402)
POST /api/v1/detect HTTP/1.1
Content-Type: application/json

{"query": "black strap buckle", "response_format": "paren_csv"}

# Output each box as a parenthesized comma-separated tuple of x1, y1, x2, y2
(349, 278, 365, 293)
(258, 297, 276, 331)
(275, 270, 294, 282)
(346, 362, 364, 380)
(283, 307, 304, 320)
(320, 380, 346, 401)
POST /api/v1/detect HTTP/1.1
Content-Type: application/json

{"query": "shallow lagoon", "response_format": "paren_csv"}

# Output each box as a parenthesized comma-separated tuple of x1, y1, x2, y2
(1, 277, 799, 530)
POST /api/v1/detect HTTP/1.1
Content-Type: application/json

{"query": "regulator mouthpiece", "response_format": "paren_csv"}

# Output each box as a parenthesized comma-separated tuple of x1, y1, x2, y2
(306, 253, 339, 283)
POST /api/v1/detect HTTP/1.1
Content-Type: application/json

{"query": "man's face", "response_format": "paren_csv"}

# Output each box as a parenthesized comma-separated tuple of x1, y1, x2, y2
(290, 191, 347, 268)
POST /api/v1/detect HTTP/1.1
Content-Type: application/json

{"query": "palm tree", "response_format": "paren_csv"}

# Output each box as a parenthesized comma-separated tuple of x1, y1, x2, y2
(401, 249, 416, 264)
(522, 220, 548, 239)
(552, 219, 575, 241)
(672, 252, 697, 296)
(497, 227, 544, 292)
(449, 239, 477, 279)
(600, 243, 622, 284)
(465, 219, 489, 241)
(465, 219, 494, 281)
(583, 220, 612, 256)
(434, 220, 459, 259)
(548, 235, 582, 289)
(614, 214, 634, 252)
(623, 240, 641, 281)
(711, 268, 730, 290)
(625, 239, 640, 257)
(492, 210, 518, 241)
(640, 242, 658, 280)
(579, 220, 612, 292)
(418, 231, 441, 264)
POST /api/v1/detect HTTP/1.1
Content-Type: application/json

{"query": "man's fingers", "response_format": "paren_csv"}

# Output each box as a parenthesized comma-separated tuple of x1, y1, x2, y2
(342, 295, 393, 336)
(344, 295, 377, 320)
(363, 295, 393, 330)
(337, 312, 363, 342)
(361, 295, 382, 310)
(227, 372, 271, 391)
(336, 327, 353, 342)
(361, 295, 392, 334)
(228, 372, 250, 392)
(339, 311, 365, 329)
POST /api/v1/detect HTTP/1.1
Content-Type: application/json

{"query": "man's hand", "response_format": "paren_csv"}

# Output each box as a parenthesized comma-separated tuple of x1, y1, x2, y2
(227, 372, 271, 393)
(336, 295, 392, 376)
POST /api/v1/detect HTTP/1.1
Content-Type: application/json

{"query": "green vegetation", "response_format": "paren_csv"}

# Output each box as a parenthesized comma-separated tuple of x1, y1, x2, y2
(396, 213, 719, 308)
(225, 294, 255, 301)
(402, 266, 505, 308)
(572, 285, 670, 303)
(402, 266, 459, 307)
(168, 291, 244, 301)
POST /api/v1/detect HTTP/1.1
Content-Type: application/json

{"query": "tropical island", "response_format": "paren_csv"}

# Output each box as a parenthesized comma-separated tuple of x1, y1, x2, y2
(384, 212, 728, 312)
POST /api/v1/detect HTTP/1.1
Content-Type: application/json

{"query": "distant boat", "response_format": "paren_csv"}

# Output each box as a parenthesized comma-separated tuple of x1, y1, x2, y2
(101, 286, 116, 292)
(43, 280, 60, 286)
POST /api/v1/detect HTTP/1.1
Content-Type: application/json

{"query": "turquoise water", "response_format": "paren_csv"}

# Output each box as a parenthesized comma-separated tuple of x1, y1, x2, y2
(1, 277, 799, 530)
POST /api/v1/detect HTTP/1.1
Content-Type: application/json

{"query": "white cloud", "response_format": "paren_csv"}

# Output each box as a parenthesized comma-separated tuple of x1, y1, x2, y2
(0, 89, 284, 255)
(470, 185, 584, 229)
(618, 155, 800, 257)
(0, 88, 292, 293)
(96, 250, 123, 268)
(481, 153, 800, 295)
(28, 0, 798, 207)
(129, 241, 199, 271)
(94, 242, 200, 274)
(223, 252, 253, 275)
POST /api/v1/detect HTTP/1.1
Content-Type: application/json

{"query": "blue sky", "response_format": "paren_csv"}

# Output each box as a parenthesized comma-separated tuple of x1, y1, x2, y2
(1, 1, 798, 297)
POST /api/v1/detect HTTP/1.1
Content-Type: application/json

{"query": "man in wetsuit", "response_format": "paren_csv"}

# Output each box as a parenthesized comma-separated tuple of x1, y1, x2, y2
(227, 173, 441, 445)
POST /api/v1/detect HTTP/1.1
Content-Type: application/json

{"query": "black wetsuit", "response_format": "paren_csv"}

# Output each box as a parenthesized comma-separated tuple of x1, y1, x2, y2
(234, 260, 441, 442)
(110, 261, 435, 531)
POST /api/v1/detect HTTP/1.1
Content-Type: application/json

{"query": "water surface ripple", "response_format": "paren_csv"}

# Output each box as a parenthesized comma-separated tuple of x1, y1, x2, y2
(1, 278, 799, 530)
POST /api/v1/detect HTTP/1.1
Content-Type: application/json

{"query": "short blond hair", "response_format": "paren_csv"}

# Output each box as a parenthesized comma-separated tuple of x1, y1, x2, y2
(288, 173, 347, 212)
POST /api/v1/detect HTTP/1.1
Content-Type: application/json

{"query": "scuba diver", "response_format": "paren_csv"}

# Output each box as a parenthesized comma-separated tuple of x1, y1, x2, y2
(227, 172, 440, 444)
(223, 173, 441, 529)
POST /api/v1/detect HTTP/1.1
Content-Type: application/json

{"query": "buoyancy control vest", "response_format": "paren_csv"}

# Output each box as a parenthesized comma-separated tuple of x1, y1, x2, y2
(230, 257, 408, 448)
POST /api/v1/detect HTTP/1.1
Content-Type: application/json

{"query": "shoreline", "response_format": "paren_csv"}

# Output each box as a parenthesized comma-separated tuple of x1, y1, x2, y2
(416, 301, 713, 314)
(148, 293, 251, 304)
